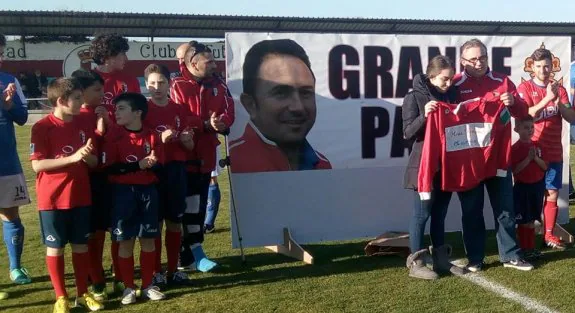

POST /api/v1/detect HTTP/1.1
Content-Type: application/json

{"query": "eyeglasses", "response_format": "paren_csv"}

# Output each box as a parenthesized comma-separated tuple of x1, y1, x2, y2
(188, 43, 209, 60)
(461, 55, 488, 65)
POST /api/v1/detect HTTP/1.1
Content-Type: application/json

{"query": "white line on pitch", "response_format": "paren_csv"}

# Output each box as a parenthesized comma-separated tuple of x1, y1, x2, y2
(452, 260, 559, 313)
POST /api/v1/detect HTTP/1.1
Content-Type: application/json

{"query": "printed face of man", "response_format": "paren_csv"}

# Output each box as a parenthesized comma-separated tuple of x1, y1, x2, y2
(244, 54, 316, 146)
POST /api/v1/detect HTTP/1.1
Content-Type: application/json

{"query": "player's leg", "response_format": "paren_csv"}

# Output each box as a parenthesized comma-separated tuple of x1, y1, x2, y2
(543, 163, 565, 249)
(189, 173, 217, 272)
(179, 172, 200, 269)
(138, 185, 165, 301)
(40, 210, 70, 312)
(70, 206, 104, 311)
(456, 184, 486, 271)
(0, 173, 31, 285)
(87, 174, 108, 300)
(204, 149, 221, 233)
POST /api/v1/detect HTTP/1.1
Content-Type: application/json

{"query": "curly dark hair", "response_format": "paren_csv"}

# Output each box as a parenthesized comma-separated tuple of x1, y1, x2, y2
(90, 33, 129, 65)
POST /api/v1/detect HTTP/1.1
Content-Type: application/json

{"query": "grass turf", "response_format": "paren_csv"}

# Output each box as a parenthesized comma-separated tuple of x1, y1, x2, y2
(1, 125, 573, 312)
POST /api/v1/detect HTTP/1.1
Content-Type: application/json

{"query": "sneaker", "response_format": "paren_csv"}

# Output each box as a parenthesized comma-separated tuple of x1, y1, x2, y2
(152, 272, 167, 289)
(76, 293, 104, 311)
(10, 267, 32, 284)
(0, 291, 8, 300)
(121, 288, 137, 305)
(545, 235, 566, 250)
(143, 285, 166, 301)
(204, 225, 215, 234)
(523, 249, 542, 261)
(503, 258, 534, 271)
(466, 261, 484, 273)
(90, 283, 108, 302)
(167, 271, 193, 286)
(177, 261, 195, 271)
(53, 296, 70, 313)
(112, 280, 126, 295)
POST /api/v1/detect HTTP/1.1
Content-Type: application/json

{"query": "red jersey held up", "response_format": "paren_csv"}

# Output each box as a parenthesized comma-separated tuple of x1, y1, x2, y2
(517, 80, 571, 163)
(418, 97, 512, 199)
(229, 123, 332, 173)
(102, 126, 162, 185)
(145, 99, 197, 163)
(30, 114, 92, 210)
(511, 140, 546, 184)
(170, 63, 235, 173)
(94, 69, 141, 123)
(453, 70, 528, 119)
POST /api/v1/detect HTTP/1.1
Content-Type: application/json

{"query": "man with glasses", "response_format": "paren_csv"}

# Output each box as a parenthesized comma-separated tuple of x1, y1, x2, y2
(171, 41, 234, 273)
(453, 38, 533, 272)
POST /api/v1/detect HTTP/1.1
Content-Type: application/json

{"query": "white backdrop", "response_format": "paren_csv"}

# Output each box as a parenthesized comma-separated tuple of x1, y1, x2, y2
(225, 33, 572, 248)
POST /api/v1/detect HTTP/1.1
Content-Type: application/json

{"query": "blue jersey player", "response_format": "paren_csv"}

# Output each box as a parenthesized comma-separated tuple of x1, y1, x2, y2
(0, 33, 32, 300)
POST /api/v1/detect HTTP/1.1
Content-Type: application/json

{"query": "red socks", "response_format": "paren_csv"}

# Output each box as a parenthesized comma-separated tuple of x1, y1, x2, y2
(140, 250, 156, 288)
(72, 252, 91, 296)
(165, 230, 182, 274)
(155, 235, 162, 273)
(46, 255, 67, 298)
(88, 231, 106, 284)
(544, 201, 558, 238)
(517, 224, 535, 250)
(112, 241, 122, 281)
(118, 255, 135, 289)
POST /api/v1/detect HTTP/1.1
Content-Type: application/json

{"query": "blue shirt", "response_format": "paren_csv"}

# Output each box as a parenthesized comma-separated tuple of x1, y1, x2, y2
(0, 72, 28, 176)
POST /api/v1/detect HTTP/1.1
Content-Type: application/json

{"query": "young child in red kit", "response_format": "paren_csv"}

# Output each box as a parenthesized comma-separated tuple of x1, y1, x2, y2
(511, 116, 547, 260)
(30, 78, 104, 312)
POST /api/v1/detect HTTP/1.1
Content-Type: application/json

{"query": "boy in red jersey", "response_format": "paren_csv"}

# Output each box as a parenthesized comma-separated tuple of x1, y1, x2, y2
(517, 48, 575, 250)
(102, 92, 166, 304)
(143, 64, 196, 287)
(90, 33, 140, 289)
(30, 78, 104, 313)
(511, 116, 547, 260)
(90, 33, 140, 125)
(70, 69, 108, 300)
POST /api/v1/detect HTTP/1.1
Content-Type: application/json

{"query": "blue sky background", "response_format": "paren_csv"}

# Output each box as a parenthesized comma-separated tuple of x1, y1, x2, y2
(4, 0, 575, 22)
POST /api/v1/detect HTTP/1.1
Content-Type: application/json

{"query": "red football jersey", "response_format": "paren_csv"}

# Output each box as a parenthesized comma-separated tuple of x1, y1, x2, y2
(75, 105, 105, 172)
(418, 97, 511, 199)
(229, 123, 332, 173)
(511, 140, 546, 184)
(94, 69, 141, 123)
(453, 70, 528, 119)
(517, 80, 571, 163)
(102, 126, 161, 185)
(144, 99, 192, 163)
(30, 114, 92, 210)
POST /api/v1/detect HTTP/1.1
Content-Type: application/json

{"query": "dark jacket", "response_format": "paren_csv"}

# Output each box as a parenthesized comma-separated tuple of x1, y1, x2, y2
(402, 73, 456, 190)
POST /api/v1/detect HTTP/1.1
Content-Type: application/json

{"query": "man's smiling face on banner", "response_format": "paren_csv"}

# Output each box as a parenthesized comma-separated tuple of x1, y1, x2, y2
(245, 54, 317, 146)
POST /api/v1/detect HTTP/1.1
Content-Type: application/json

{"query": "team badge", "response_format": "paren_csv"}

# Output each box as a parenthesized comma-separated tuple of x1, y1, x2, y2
(175, 115, 181, 128)
(144, 141, 151, 154)
(213, 87, 218, 96)
(121, 82, 128, 93)
(79, 130, 86, 144)
(30, 143, 35, 155)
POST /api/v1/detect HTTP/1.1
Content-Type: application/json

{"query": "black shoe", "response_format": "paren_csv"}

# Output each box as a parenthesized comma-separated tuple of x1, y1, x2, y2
(204, 225, 215, 234)
(503, 258, 534, 271)
(167, 271, 193, 286)
(523, 249, 542, 261)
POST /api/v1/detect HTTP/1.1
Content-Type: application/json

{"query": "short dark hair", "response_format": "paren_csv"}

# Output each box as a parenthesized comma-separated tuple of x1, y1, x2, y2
(426, 55, 454, 78)
(71, 69, 104, 89)
(0, 34, 6, 47)
(90, 33, 129, 65)
(144, 63, 171, 81)
(517, 115, 534, 124)
(113, 92, 148, 120)
(242, 39, 314, 96)
(531, 48, 553, 62)
(47, 77, 83, 106)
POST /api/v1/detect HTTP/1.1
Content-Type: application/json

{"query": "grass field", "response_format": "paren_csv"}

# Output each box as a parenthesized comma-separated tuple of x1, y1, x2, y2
(2, 125, 575, 313)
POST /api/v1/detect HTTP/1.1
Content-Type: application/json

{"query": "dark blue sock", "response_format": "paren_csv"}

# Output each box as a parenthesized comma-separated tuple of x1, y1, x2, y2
(204, 184, 221, 227)
(3, 219, 24, 270)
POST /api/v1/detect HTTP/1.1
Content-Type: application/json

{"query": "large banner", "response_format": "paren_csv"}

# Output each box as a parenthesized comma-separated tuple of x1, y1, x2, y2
(225, 33, 572, 248)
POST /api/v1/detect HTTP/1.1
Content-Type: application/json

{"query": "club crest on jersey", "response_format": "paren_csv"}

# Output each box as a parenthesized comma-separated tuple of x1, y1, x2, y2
(521, 43, 564, 85)
(175, 115, 181, 128)
(213, 87, 218, 96)
(144, 141, 151, 154)
(121, 82, 128, 93)
(79, 130, 86, 144)
(29, 143, 35, 155)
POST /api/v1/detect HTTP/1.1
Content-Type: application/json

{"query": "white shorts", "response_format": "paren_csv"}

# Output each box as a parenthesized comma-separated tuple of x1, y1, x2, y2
(0, 174, 31, 208)
(211, 148, 222, 177)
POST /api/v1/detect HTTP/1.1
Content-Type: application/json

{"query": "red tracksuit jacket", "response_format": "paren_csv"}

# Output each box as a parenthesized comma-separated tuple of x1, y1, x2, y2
(418, 96, 511, 199)
(170, 64, 235, 173)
